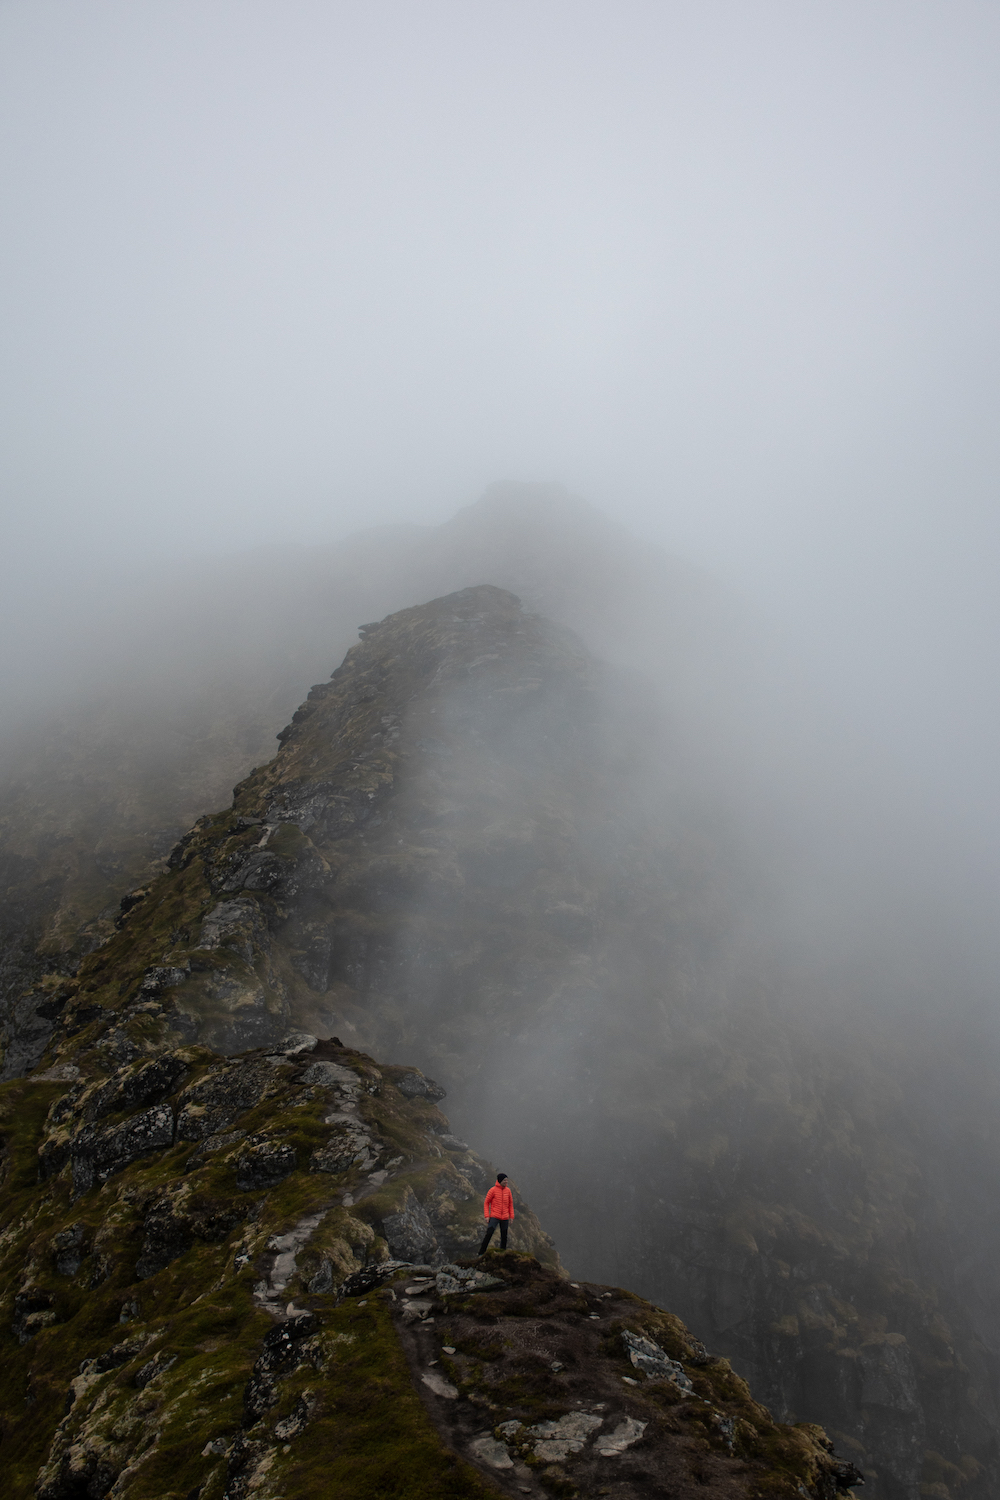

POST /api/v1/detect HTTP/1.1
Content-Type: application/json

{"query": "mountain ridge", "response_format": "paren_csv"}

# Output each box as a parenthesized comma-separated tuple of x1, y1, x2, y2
(4, 569, 1000, 1500)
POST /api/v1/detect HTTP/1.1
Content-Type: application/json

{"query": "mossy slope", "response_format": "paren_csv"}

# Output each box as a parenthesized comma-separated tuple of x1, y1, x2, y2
(0, 1011, 552, 1498)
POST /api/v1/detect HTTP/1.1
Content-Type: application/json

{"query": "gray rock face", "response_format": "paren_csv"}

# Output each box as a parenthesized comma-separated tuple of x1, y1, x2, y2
(437, 1134, 469, 1152)
(395, 1071, 446, 1102)
(241, 1315, 319, 1427)
(621, 1329, 694, 1391)
(197, 899, 270, 964)
(135, 1192, 248, 1279)
(381, 1186, 438, 1263)
(0, 982, 61, 1081)
(309, 1130, 373, 1175)
(856, 1340, 925, 1500)
(272, 1031, 317, 1056)
(596, 1416, 648, 1457)
(133, 1352, 177, 1390)
(82, 1053, 188, 1122)
(138, 966, 187, 1000)
(300, 1059, 362, 1090)
(69, 1104, 175, 1193)
(527, 1410, 605, 1463)
(175, 1060, 278, 1140)
(234, 1139, 297, 1191)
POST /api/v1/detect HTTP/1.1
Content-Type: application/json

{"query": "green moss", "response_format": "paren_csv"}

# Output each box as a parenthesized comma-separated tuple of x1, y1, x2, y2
(231, 1296, 501, 1500)
(0, 1080, 65, 1199)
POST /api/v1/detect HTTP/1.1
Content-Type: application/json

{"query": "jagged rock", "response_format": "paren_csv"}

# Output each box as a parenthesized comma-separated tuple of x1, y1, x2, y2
(68, 1103, 175, 1193)
(135, 1192, 247, 1279)
(336, 1258, 415, 1300)
(36, 1445, 119, 1500)
(135, 1200, 195, 1278)
(621, 1329, 694, 1390)
(175, 1059, 278, 1140)
(309, 1129, 373, 1175)
(234, 1138, 297, 1191)
(435, 1264, 504, 1295)
(81, 1052, 188, 1122)
(381, 1185, 438, 1263)
(300, 1059, 363, 1089)
(395, 1070, 446, 1102)
(138, 965, 187, 999)
(468, 1432, 514, 1468)
(242, 1316, 320, 1428)
(198, 898, 270, 963)
(187, 1127, 246, 1164)
(272, 1391, 316, 1440)
(133, 1351, 177, 1388)
(274, 1031, 318, 1056)
(223, 1434, 271, 1500)
(307, 1258, 334, 1294)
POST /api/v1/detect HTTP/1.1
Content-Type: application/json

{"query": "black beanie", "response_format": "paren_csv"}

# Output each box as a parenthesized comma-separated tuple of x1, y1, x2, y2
(497, 1173, 507, 1183)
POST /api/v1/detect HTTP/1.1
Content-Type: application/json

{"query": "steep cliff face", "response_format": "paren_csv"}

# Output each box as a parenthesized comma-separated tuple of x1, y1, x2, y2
(8, 583, 997, 1500)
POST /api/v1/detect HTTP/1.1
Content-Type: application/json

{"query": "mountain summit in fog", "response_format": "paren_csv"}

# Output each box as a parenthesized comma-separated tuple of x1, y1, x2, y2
(0, 486, 736, 1055)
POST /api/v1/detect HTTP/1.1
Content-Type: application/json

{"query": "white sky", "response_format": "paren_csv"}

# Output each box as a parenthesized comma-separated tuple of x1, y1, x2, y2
(2, 0, 1000, 852)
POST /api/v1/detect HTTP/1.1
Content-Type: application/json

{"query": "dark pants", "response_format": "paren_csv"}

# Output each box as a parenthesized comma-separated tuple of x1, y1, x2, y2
(479, 1217, 509, 1253)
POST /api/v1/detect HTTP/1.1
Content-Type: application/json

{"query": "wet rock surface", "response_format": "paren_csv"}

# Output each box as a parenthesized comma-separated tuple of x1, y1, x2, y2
(392, 1252, 863, 1498)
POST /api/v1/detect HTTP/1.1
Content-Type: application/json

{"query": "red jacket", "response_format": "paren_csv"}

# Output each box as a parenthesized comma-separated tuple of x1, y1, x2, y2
(484, 1183, 514, 1220)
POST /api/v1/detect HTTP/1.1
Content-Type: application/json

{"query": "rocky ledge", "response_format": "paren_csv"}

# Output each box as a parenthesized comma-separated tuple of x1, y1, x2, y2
(389, 1252, 862, 1499)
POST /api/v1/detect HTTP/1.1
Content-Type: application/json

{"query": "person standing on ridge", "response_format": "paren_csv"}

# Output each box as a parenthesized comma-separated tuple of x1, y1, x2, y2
(480, 1173, 514, 1253)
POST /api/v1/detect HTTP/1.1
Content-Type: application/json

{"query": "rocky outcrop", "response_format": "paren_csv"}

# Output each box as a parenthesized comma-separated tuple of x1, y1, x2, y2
(391, 1251, 862, 1498)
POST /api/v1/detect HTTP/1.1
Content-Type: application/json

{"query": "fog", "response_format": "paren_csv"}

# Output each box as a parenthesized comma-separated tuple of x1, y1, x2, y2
(3, 1, 1000, 1015)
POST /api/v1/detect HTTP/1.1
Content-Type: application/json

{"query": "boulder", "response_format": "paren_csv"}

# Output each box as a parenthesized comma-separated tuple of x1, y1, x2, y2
(381, 1186, 438, 1263)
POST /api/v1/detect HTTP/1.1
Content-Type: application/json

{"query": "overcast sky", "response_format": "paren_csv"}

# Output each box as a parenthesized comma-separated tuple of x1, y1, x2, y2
(3, 1, 1000, 825)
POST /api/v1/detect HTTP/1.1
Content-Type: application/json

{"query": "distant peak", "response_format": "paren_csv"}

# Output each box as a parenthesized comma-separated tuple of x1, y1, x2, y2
(452, 480, 600, 528)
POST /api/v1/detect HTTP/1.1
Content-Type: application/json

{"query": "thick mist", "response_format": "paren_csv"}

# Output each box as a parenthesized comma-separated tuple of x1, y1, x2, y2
(2, 5, 1000, 1057)
(5, 11, 1000, 1491)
